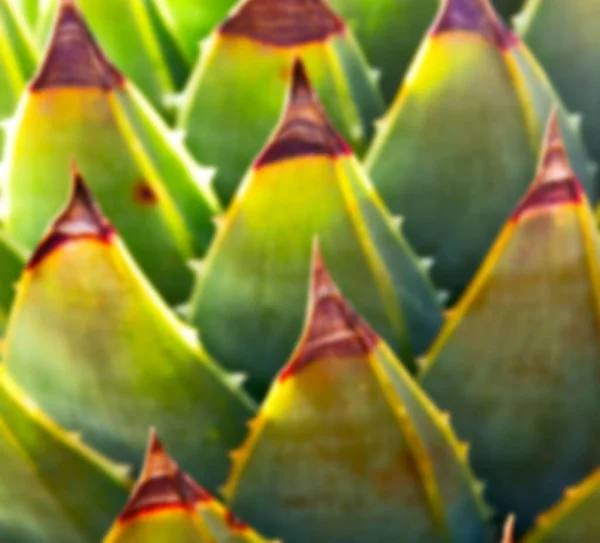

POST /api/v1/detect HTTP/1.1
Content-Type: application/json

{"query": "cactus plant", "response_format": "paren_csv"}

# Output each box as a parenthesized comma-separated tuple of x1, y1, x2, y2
(365, 0, 596, 302)
(177, 0, 384, 204)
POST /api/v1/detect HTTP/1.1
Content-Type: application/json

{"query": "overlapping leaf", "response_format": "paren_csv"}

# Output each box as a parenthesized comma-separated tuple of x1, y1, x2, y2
(517, 0, 600, 166)
(366, 0, 596, 301)
(177, 0, 384, 204)
(223, 247, 490, 543)
(421, 113, 600, 534)
(4, 0, 220, 304)
(188, 61, 442, 395)
(0, 371, 130, 542)
(4, 171, 254, 492)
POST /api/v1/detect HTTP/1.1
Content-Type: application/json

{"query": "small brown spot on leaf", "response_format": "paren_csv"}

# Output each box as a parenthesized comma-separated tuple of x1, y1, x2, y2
(134, 181, 159, 206)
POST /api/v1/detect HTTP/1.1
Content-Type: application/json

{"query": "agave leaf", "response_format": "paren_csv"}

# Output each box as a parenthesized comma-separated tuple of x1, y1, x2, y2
(421, 113, 600, 534)
(223, 247, 490, 543)
(327, 0, 438, 103)
(0, 370, 130, 542)
(4, 172, 254, 492)
(38, 0, 187, 115)
(177, 0, 384, 205)
(0, 0, 37, 150)
(4, 0, 220, 304)
(154, 0, 237, 64)
(365, 0, 596, 302)
(0, 231, 24, 333)
(517, 0, 600, 169)
(103, 431, 213, 542)
(521, 469, 600, 543)
(188, 61, 442, 396)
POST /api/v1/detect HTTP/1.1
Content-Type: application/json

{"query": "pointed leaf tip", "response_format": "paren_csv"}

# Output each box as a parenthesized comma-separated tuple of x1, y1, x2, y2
(219, 0, 345, 46)
(31, 0, 124, 91)
(511, 111, 583, 221)
(27, 168, 114, 269)
(432, 0, 516, 49)
(279, 246, 379, 381)
(118, 431, 195, 523)
(254, 59, 351, 169)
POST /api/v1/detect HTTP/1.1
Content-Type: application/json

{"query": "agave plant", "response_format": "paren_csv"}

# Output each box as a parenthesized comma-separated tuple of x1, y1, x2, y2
(2, 0, 600, 541)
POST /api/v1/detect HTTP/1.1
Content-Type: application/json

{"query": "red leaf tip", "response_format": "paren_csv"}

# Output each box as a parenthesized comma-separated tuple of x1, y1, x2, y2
(254, 59, 350, 169)
(27, 166, 114, 269)
(511, 110, 583, 222)
(31, 0, 123, 91)
(432, 0, 516, 50)
(119, 430, 212, 523)
(219, 0, 345, 47)
(279, 243, 379, 381)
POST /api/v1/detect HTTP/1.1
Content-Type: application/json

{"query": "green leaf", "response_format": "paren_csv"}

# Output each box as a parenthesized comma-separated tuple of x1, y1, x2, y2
(223, 247, 490, 543)
(0, 0, 37, 151)
(0, 371, 130, 542)
(518, 0, 600, 171)
(4, 172, 254, 494)
(327, 0, 438, 102)
(188, 61, 442, 396)
(421, 113, 600, 535)
(177, 0, 384, 205)
(4, 0, 220, 304)
(365, 0, 596, 302)
(0, 232, 25, 334)
(154, 0, 237, 64)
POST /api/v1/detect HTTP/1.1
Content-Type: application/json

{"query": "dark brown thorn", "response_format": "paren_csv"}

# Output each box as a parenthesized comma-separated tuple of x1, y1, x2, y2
(219, 0, 345, 47)
(255, 59, 350, 169)
(118, 430, 198, 523)
(31, 0, 124, 91)
(279, 242, 378, 381)
(511, 109, 583, 222)
(27, 164, 114, 269)
(432, 0, 517, 50)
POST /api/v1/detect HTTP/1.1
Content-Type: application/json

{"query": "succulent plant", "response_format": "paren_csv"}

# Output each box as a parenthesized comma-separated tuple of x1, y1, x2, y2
(187, 60, 442, 395)
(3, 169, 253, 492)
(177, 0, 384, 204)
(365, 0, 596, 302)
(3, 0, 219, 304)
(223, 246, 490, 542)
(2, 0, 600, 541)
(421, 112, 600, 535)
